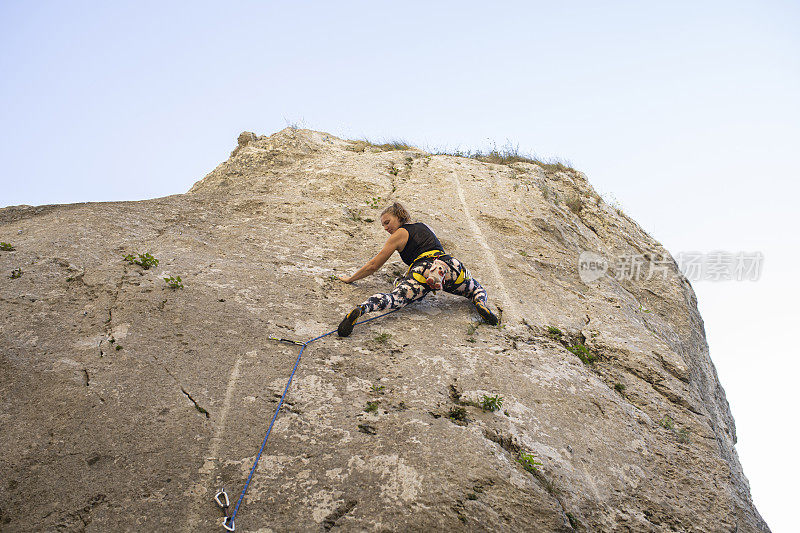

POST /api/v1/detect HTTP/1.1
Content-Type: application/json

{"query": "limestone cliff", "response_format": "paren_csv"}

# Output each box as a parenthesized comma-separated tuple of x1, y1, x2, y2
(0, 128, 768, 531)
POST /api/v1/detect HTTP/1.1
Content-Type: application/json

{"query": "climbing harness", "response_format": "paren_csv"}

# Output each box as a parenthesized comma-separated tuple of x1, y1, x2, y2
(214, 305, 407, 531)
(400, 250, 470, 288)
(403, 249, 445, 278)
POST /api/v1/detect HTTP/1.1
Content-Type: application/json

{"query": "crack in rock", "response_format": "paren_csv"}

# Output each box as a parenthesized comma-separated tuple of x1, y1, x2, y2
(180, 387, 210, 418)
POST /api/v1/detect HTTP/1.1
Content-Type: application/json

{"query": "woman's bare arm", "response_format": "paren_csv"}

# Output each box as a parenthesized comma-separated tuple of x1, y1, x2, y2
(341, 230, 407, 283)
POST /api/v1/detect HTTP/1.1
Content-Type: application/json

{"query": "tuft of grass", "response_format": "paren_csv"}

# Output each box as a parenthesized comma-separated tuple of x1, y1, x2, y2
(455, 141, 573, 171)
(123, 252, 159, 269)
(373, 140, 414, 151)
(567, 344, 597, 365)
(565, 194, 583, 215)
(0, 242, 15, 251)
(480, 394, 504, 412)
(517, 452, 543, 474)
(364, 401, 380, 413)
(373, 332, 392, 343)
(539, 183, 557, 204)
(448, 406, 468, 421)
(164, 275, 183, 289)
(546, 326, 562, 338)
(355, 138, 415, 152)
(10, 267, 23, 279)
(614, 382, 626, 393)
(389, 164, 399, 176)
(371, 384, 385, 394)
(660, 415, 691, 444)
(566, 512, 581, 530)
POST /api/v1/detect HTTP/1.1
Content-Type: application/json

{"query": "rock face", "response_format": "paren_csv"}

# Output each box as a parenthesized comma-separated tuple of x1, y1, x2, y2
(0, 128, 769, 532)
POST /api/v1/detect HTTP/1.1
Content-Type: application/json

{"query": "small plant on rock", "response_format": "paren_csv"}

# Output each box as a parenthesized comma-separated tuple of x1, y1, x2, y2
(448, 406, 468, 422)
(374, 332, 392, 343)
(10, 267, 23, 279)
(364, 401, 379, 413)
(546, 326, 562, 338)
(480, 394, 504, 412)
(614, 383, 626, 393)
(164, 275, 183, 289)
(0, 242, 15, 251)
(565, 194, 583, 214)
(567, 344, 597, 365)
(371, 384, 385, 394)
(123, 252, 159, 269)
(366, 196, 382, 209)
(660, 415, 675, 430)
(517, 452, 543, 473)
(566, 512, 581, 530)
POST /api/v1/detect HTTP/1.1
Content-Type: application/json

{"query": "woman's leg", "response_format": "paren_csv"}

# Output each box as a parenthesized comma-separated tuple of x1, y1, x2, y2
(339, 263, 433, 336)
(439, 255, 487, 304)
(360, 267, 431, 313)
(440, 255, 498, 324)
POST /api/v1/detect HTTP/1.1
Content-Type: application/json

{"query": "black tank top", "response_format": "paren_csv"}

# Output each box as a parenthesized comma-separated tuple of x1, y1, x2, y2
(399, 222, 444, 265)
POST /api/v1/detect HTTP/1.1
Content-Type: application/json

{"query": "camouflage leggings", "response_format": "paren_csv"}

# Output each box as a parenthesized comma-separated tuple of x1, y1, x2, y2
(360, 255, 488, 314)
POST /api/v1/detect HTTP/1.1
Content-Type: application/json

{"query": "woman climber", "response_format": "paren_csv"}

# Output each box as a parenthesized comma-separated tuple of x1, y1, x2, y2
(337, 202, 500, 337)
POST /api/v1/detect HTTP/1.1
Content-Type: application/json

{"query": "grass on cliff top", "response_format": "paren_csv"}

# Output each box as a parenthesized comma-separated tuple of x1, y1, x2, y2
(355, 136, 575, 172)
(353, 137, 416, 151)
(431, 141, 574, 172)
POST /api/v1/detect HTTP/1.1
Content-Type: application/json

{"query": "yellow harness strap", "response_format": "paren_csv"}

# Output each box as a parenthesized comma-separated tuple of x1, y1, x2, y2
(402, 249, 472, 287)
(412, 272, 428, 284)
(404, 249, 445, 277)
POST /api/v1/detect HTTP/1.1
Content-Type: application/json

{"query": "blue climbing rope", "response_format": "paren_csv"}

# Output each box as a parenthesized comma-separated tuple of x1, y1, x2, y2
(220, 306, 405, 531)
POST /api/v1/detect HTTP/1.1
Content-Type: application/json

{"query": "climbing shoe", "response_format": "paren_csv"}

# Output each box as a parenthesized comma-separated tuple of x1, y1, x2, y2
(338, 306, 363, 337)
(475, 302, 499, 326)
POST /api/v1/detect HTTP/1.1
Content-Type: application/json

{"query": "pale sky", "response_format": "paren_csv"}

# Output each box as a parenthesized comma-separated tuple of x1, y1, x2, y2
(2, 1, 798, 530)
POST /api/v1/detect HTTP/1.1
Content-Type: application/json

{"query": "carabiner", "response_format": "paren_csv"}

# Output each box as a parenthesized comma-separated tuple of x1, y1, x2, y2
(267, 335, 306, 347)
(221, 515, 235, 531)
(214, 488, 230, 510)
